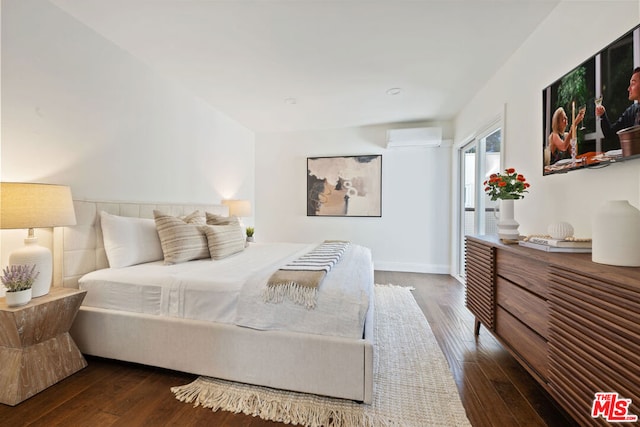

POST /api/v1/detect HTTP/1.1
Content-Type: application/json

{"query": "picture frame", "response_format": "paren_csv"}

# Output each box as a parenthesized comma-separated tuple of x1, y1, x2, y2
(307, 155, 382, 217)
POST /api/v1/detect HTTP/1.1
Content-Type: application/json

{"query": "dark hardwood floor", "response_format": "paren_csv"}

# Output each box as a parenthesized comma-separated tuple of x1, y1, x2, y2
(0, 272, 576, 426)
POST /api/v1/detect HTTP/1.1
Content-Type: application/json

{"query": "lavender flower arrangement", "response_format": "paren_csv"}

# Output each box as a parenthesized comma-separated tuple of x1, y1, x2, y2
(1, 264, 39, 292)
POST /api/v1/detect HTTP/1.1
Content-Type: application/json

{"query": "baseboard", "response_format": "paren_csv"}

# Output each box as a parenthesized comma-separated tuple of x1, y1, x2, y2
(373, 261, 450, 275)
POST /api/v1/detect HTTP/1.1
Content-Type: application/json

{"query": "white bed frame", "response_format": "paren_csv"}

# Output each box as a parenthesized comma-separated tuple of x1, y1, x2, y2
(57, 200, 374, 403)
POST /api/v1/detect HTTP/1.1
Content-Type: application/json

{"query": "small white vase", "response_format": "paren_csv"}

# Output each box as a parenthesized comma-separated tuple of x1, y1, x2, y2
(592, 200, 640, 266)
(497, 199, 520, 241)
(5, 288, 32, 307)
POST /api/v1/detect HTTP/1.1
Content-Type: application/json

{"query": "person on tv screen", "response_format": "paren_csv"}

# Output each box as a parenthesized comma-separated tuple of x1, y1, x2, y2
(596, 66, 640, 137)
(548, 106, 584, 164)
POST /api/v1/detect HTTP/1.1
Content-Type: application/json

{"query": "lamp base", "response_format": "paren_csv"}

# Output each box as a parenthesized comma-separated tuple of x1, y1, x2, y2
(9, 236, 52, 298)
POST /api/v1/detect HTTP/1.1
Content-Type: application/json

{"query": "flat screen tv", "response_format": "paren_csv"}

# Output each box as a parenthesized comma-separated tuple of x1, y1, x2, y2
(542, 23, 640, 175)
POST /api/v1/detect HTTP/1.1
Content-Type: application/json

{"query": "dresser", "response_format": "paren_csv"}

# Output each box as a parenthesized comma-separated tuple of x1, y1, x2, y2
(465, 235, 640, 426)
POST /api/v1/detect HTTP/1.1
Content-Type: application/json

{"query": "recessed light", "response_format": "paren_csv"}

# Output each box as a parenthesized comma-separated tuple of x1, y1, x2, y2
(386, 88, 402, 96)
(284, 97, 297, 105)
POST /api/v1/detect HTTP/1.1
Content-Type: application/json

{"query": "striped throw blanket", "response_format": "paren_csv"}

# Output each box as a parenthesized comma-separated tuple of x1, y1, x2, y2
(264, 241, 350, 309)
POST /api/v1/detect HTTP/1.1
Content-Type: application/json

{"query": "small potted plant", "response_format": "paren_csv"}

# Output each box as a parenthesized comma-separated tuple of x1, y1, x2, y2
(1, 264, 39, 307)
(246, 226, 255, 243)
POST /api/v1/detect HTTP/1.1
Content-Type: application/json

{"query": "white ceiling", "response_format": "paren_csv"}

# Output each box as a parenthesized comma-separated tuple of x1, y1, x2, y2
(49, 0, 559, 133)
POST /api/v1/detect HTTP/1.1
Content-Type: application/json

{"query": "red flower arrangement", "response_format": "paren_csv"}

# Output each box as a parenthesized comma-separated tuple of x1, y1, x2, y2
(483, 168, 530, 201)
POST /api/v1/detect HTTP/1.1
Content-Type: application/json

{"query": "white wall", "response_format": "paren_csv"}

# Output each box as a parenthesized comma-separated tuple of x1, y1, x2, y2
(1, 0, 255, 269)
(255, 123, 453, 273)
(454, 1, 640, 239)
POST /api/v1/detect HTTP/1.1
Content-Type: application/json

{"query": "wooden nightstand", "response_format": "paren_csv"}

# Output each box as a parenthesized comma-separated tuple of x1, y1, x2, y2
(0, 287, 87, 406)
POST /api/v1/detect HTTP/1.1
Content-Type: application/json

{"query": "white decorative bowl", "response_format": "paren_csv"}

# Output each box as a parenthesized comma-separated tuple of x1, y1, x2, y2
(547, 222, 574, 239)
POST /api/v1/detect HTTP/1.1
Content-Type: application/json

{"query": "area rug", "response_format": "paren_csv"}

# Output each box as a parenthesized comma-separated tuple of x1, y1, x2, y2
(171, 284, 471, 426)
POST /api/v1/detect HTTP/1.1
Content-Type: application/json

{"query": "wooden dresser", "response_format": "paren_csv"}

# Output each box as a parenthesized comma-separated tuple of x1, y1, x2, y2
(465, 235, 639, 426)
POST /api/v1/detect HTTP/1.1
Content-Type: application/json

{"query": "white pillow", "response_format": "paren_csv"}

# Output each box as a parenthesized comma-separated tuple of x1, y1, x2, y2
(100, 211, 164, 268)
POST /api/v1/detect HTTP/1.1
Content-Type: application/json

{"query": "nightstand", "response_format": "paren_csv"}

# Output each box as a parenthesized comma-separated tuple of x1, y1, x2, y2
(0, 287, 87, 406)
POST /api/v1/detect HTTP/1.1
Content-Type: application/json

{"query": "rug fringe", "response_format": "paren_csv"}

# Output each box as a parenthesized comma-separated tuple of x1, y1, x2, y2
(171, 377, 389, 427)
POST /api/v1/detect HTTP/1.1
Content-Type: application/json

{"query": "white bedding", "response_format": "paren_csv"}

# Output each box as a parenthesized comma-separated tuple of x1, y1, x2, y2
(79, 242, 373, 339)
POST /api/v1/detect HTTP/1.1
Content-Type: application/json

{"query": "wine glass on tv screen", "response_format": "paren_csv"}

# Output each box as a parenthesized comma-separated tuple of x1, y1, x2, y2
(542, 23, 640, 175)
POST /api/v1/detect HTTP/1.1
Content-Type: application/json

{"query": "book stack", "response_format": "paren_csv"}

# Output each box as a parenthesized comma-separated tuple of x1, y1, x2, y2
(518, 236, 592, 253)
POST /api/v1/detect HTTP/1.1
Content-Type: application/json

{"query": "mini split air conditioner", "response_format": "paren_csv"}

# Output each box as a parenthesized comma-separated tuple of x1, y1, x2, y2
(386, 127, 442, 148)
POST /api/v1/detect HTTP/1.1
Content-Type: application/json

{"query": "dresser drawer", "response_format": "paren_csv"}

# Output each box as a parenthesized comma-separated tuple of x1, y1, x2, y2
(496, 306, 549, 381)
(496, 250, 548, 298)
(496, 276, 549, 339)
(465, 238, 496, 330)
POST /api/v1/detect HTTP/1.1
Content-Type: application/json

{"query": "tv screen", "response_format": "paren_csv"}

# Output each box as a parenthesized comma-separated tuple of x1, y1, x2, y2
(542, 23, 640, 175)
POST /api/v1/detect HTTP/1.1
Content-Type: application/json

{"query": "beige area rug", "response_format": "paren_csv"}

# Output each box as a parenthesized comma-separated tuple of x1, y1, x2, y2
(171, 284, 471, 426)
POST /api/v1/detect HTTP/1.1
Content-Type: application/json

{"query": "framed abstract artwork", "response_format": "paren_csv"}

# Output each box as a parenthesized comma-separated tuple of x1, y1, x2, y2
(307, 155, 382, 217)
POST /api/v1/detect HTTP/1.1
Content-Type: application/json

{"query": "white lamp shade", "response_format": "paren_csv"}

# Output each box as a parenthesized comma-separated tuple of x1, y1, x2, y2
(1, 182, 76, 297)
(1, 182, 76, 229)
(222, 199, 252, 217)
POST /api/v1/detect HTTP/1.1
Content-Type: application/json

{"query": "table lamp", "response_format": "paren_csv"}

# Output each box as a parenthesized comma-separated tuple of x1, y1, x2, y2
(221, 199, 252, 240)
(1, 182, 76, 297)
(221, 199, 252, 218)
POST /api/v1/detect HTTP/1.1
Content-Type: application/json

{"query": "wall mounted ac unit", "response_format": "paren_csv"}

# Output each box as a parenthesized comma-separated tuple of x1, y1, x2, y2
(386, 127, 442, 148)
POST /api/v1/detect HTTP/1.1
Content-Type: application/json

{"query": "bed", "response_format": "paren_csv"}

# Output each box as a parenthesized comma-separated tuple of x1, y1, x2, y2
(57, 200, 375, 403)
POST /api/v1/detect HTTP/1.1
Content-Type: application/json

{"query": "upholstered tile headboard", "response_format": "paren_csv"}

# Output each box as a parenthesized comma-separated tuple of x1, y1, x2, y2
(57, 200, 228, 288)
